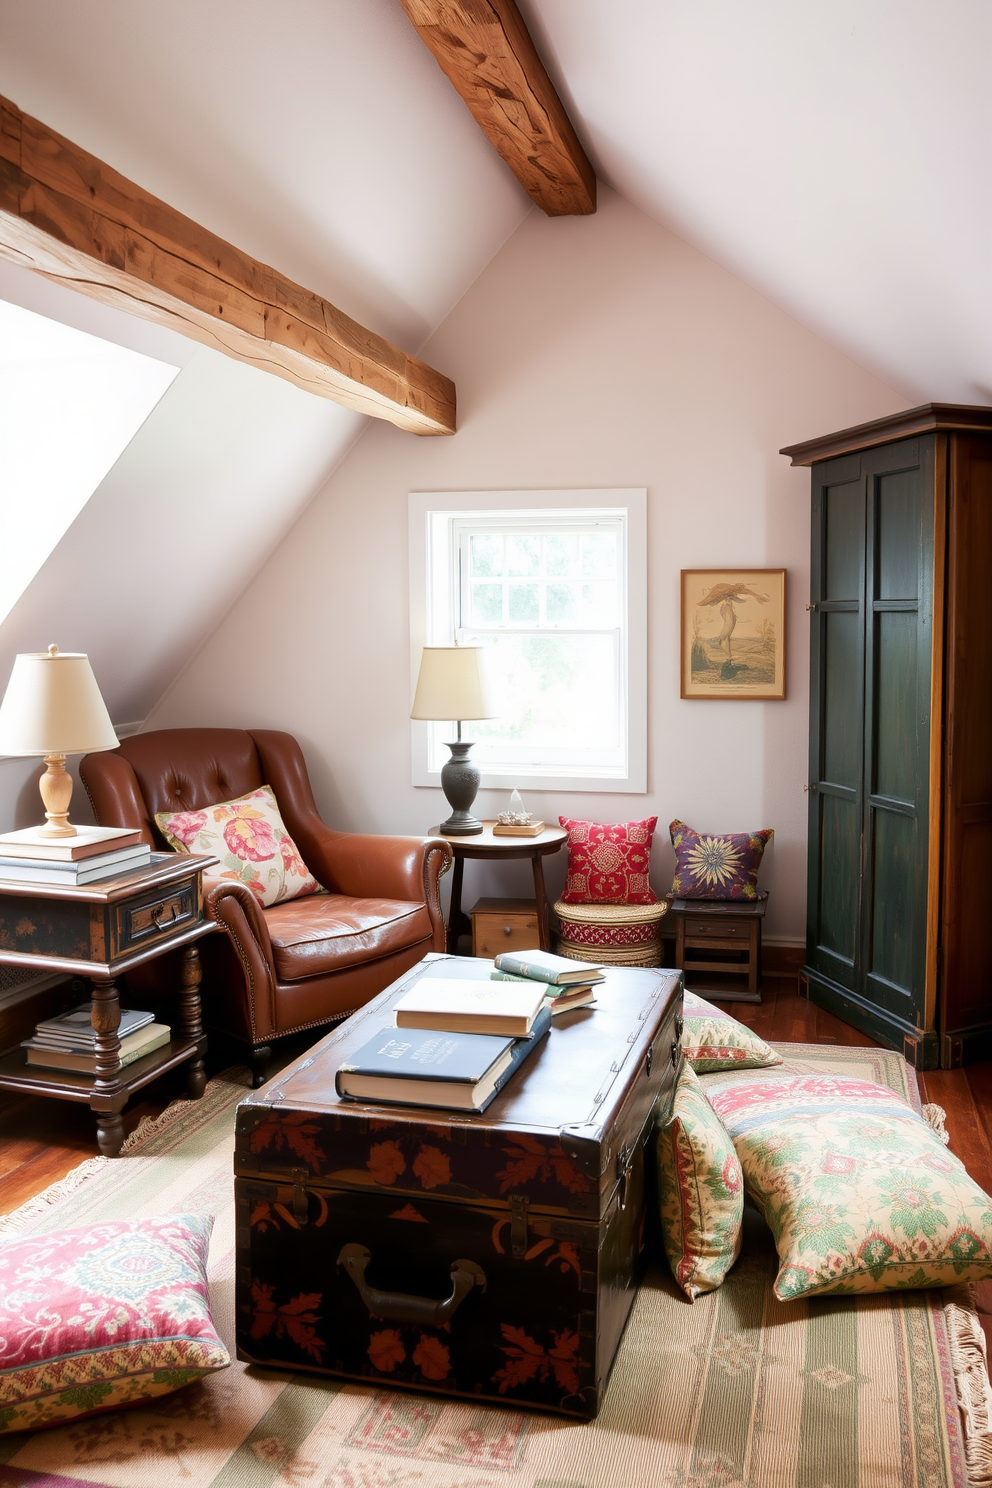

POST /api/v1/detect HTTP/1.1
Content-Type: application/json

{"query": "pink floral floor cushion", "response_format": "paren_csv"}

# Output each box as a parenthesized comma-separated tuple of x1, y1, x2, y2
(705, 1073, 992, 1300)
(657, 1063, 744, 1300)
(156, 784, 322, 908)
(0, 1214, 229, 1432)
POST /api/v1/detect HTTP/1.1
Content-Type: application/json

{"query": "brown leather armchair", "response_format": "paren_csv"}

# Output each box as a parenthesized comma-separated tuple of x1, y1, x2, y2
(80, 728, 452, 1084)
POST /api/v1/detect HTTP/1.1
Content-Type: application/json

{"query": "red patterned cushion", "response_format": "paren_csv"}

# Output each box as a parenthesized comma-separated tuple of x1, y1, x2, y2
(558, 818, 658, 904)
(670, 819, 772, 901)
(0, 1214, 229, 1433)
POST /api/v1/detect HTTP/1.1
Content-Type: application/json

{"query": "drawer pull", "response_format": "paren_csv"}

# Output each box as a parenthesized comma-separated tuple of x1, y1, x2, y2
(337, 1243, 485, 1325)
(504, 925, 513, 935)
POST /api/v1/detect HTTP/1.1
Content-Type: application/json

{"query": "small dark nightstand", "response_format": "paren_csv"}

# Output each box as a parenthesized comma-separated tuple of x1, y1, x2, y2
(0, 852, 216, 1155)
(668, 896, 767, 1003)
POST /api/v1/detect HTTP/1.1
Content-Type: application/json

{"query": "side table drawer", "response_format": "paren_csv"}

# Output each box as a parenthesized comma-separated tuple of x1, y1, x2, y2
(111, 878, 199, 957)
(471, 897, 540, 958)
(684, 919, 751, 941)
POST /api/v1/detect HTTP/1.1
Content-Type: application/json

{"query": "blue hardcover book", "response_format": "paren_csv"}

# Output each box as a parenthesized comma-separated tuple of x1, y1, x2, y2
(336, 1001, 553, 1112)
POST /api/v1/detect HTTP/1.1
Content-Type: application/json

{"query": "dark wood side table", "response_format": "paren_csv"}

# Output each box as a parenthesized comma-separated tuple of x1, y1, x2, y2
(668, 896, 767, 1003)
(430, 822, 567, 954)
(0, 853, 216, 1156)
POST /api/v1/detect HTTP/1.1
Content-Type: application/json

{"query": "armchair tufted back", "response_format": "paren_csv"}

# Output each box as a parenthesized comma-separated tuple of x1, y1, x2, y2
(81, 728, 271, 850)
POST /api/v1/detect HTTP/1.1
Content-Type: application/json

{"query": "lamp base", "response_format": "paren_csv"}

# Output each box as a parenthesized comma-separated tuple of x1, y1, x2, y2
(439, 741, 484, 836)
(37, 753, 77, 837)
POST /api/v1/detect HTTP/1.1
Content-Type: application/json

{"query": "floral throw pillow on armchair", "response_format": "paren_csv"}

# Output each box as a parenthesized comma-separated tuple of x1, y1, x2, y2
(670, 818, 773, 901)
(157, 785, 323, 908)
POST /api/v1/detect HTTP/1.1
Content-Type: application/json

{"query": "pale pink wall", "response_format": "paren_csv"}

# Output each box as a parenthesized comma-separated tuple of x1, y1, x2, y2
(147, 187, 909, 943)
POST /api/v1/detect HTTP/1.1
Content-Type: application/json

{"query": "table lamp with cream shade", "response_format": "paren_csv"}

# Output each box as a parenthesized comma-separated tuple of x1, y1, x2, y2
(411, 645, 499, 835)
(0, 645, 119, 840)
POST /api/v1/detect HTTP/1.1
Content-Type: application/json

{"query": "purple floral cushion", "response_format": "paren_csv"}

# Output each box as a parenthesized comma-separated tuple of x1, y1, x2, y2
(670, 819, 772, 901)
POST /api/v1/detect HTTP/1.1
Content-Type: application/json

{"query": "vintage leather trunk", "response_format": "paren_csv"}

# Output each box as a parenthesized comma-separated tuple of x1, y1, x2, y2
(234, 954, 682, 1418)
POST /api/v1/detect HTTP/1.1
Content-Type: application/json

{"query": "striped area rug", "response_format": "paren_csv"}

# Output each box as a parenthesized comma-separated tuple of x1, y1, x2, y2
(0, 1043, 989, 1488)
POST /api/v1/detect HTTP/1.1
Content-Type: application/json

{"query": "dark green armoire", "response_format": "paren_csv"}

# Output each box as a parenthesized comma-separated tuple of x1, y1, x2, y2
(782, 405, 992, 1069)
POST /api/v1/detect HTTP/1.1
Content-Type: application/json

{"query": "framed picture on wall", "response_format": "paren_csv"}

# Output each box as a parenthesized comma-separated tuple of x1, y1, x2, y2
(680, 569, 786, 700)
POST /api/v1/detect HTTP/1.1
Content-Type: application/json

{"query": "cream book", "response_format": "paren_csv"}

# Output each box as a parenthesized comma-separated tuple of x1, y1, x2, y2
(0, 825, 144, 861)
(393, 977, 549, 1037)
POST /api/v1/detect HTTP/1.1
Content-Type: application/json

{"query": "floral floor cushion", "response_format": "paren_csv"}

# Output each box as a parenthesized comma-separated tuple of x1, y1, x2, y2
(705, 1073, 992, 1300)
(656, 1063, 744, 1300)
(0, 1214, 229, 1432)
(681, 991, 782, 1074)
(156, 784, 323, 907)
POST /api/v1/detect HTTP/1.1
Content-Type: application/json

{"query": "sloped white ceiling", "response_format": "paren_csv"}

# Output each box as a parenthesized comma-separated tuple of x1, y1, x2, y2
(522, 0, 992, 406)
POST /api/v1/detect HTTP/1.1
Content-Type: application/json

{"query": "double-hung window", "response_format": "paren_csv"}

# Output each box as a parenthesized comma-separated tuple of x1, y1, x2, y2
(410, 489, 646, 793)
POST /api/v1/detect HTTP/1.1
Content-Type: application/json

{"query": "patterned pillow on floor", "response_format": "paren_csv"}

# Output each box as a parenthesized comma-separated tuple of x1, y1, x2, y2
(0, 1213, 229, 1432)
(657, 1063, 744, 1300)
(705, 1073, 992, 1299)
(681, 991, 782, 1073)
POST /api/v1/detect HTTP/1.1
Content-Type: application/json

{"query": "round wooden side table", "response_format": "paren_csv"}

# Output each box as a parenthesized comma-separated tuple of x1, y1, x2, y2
(429, 821, 567, 953)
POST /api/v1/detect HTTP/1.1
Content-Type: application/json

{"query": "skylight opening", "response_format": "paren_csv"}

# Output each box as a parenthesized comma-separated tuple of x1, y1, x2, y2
(0, 297, 180, 626)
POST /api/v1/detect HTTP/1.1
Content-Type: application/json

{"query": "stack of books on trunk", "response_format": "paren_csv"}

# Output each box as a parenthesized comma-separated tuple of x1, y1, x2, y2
(336, 975, 556, 1113)
(491, 948, 605, 1012)
(0, 826, 151, 886)
(22, 1003, 171, 1074)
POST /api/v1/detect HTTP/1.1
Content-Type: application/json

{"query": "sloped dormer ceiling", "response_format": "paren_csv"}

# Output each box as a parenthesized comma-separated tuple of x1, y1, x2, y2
(0, 0, 532, 735)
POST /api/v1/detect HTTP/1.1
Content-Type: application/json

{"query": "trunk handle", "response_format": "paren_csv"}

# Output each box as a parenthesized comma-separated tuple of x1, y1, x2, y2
(337, 1243, 486, 1325)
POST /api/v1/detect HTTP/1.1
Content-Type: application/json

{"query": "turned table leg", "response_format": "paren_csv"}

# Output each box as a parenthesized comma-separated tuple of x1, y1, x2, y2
(90, 975, 125, 1157)
(532, 855, 551, 952)
(446, 854, 467, 953)
(178, 943, 207, 1099)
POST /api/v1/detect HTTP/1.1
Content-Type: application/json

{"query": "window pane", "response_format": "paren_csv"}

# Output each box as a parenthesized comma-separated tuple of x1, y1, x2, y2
(506, 533, 539, 576)
(581, 531, 617, 578)
(471, 582, 503, 624)
(544, 533, 578, 577)
(579, 582, 618, 624)
(469, 632, 620, 750)
(508, 582, 539, 623)
(470, 533, 503, 577)
(546, 582, 577, 624)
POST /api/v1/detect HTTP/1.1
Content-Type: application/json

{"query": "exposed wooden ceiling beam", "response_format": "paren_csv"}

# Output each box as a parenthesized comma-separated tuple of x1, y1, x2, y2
(399, 0, 596, 217)
(0, 95, 455, 436)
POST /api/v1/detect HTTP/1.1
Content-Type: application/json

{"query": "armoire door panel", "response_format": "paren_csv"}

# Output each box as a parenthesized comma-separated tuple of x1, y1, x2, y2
(815, 790, 859, 982)
(824, 481, 865, 600)
(866, 806, 917, 1007)
(872, 610, 918, 805)
(822, 610, 862, 788)
(876, 469, 921, 601)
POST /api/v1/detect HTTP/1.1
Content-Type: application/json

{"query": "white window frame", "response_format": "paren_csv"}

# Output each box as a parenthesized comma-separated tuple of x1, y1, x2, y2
(409, 489, 647, 793)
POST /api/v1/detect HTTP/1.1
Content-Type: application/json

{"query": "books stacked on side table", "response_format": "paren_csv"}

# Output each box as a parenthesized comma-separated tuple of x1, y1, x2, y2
(336, 975, 555, 1113)
(0, 827, 151, 887)
(492, 947, 605, 1013)
(22, 1003, 171, 1075)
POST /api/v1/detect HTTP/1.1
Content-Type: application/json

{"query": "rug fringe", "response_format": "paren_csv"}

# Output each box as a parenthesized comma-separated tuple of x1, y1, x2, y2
(923, 1102, 951, 1144)
(0, 1155, 108, 1239)
(0, 1068, 251, 1239)
(945, 1285, 992, 1488)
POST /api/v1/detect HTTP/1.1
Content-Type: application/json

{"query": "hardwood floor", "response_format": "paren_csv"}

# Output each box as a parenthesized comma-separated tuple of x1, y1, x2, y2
(1, 970, 990, 1353)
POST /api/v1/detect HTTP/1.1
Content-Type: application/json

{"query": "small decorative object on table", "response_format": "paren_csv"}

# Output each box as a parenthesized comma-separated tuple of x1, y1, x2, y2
(492, 788, 545, 837)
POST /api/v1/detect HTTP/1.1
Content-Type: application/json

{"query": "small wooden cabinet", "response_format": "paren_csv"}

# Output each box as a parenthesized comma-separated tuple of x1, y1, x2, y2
(668, 898, 765, 1002)
(470, 897, 541, 958)
(782, 404, 992, 1068)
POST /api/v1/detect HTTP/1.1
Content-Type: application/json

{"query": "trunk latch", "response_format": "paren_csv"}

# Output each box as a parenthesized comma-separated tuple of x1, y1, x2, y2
(510, 1194, 529, 1257)
(292, 1168, 309, 1226)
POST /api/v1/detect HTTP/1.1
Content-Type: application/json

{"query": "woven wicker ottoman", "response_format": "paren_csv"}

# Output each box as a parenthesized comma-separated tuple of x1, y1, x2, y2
(554, 899, 669, 967)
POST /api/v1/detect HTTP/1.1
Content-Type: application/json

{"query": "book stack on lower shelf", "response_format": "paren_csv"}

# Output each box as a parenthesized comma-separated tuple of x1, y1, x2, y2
(335, 950, 605, 1113)
(22, 1002, 171, 1075)
(0, 826, 152, 887)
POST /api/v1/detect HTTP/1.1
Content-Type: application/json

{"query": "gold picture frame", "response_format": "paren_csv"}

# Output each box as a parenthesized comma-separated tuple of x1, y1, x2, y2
(681, 569, 786, 700)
